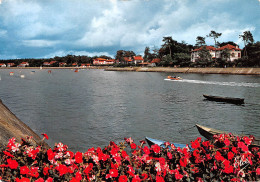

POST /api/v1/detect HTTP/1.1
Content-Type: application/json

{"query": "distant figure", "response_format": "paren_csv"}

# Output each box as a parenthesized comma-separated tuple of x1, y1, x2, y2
(48, 70, 52, 74)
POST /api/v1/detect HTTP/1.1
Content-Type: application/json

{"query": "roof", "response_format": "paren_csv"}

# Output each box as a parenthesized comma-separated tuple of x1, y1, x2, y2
(95, 58, 107, 61)
(192, 46, 216, 52)
(151, 58, 161, 63)
(133, 56, 144, 60)
(107, 59, 115, 62)
(216, 44, 241, 51)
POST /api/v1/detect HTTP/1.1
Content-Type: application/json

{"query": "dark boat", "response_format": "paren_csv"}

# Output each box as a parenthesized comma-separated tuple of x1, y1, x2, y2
(203, 94, 244, 104)
(195, 124, 260, 148)
(145, 137, 187, 149)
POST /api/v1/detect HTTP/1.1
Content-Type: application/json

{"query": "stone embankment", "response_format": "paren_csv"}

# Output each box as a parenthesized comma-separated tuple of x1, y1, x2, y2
(0, 99, 49, 147)
(104, 67, 260, 75)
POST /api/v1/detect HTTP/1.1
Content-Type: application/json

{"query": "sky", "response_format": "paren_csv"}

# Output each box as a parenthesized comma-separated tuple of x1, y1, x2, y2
(0, 0, 259, 59)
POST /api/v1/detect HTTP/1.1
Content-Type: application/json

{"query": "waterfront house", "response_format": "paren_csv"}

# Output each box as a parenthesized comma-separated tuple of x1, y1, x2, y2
(0, 63, 6, 67)
(72, 63, 78, 67)
(59, 62, 67, 67)
(191, 46, 216, 62)
(191, 44, 241, 62)
(215, 44, 241, 62)
(133, 56, 144, 64)
(7, 63, 15, 67)
(43, 62, 51, 66)
(17, 62, 29, 67)
(49, 61, 57, 66)
(93, 58, 115, 65)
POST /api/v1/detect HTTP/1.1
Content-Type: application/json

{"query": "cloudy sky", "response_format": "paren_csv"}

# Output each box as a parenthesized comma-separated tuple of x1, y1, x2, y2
(0, 0, 259, 59)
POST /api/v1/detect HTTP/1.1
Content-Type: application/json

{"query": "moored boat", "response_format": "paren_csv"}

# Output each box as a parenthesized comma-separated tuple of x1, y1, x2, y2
(145, 137, 188, 149)
(203, 94, 244, 104)
(195, 124, 260, 148)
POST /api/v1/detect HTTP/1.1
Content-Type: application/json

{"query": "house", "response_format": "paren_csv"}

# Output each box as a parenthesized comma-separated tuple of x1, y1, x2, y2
(7, 63, 15, 67)
(93, 58, 115, 65)
(151, 58, 161, 66)
(17, 62, 29, 67)
(191, 44, 241, 62)
(215, 44, 241, 62)
(0, 63, 6, 67)
(49, 61, 57, 65)
(59, 62, 67, 67)
(72, 63, 78, 67)
(43, 62, 51, 66)
(191, 46, 216, 62)
(133, 56, 144, 64)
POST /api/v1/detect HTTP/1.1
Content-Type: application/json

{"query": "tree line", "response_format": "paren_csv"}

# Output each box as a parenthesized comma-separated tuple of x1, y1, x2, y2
(1, 30, 259, 67)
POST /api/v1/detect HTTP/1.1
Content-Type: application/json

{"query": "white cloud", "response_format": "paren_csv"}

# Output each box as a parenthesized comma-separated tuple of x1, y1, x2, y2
(43, 50, 113, 59)
(23, 39, 59, 47)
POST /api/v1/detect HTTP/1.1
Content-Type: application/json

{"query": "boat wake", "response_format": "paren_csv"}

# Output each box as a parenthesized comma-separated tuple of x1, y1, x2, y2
(164, 79, 260, 88)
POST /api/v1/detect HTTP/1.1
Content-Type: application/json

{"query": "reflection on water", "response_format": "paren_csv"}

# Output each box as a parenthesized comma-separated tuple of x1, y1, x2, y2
(0, 69, 260, 152)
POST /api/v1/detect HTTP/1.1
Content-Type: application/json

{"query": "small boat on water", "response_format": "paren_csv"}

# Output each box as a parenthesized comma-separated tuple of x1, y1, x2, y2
(203, 94, 244, 105)
(167, 76, 182, 80)
(9, 72, 14, 76)
(20, 74, 25, 78)
(145, 137, 188, 149)
(195, 124, 260, 148)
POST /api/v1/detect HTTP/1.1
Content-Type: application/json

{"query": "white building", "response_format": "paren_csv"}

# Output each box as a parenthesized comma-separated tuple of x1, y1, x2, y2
(191, 44, 241, 62)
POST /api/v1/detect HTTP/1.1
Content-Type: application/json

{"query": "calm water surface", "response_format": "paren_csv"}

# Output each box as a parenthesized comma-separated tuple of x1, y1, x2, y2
(0, 69, 259, 152)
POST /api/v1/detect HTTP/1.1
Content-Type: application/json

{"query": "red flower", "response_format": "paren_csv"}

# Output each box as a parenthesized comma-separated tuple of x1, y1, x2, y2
(130, 143, 137, 149)
(256, 167, 260, 175)
(175, 171, 183, 180)
(75, 171, 82, 181)
(143, 146, 150, 155)
(3, 151, 14, 158)
(41, 133, 49, 140)
(29, 167, 39, 178)
(167, 152, 172, 159)
(238, 141, 248, 152)
(7, 158, 18, 169)
(74, 152, 83, 163)
(228, 151, 234, 160)
(55, 164, 68, 176)
(156, 175, 165, 182)
(45, 177, 53, 182)
(223, 165, 234, 174)
(141, 173, 148, 180)
(180, 157, 187, 167)
(119, 175, 128, 182)
(35, 178, 44, 182)
(16, 178, 30, 182)
(191, 138, 201, 149)
(132, 175, 141, 182)
(243, 136, 252, 145)
(43, 166, 49, 176)
(215, 151, 224, 161)
(224, 138, 230, 146)
(151, 144, 161, 154)
(20, 166, 30, 175)
(109, 169, 118, 178)
(47, 148, 55, 160)
(84, 163, 93, 175)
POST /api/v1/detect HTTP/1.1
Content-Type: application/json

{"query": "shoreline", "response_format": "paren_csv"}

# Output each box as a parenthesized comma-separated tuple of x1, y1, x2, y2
(104, 67, 260, 75)
(1, 67, 260, 75)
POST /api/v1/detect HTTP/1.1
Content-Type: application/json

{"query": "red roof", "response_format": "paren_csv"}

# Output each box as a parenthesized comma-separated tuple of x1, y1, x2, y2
(216, 44, 241, 51)
(133, 56, 144, 60)
(49, 61, 57, 64)
(95, 58, 107, 61)
(192, 46, 216, 52)
(123, 57, 132, 62)
(151, 58, 161, 63)
(107, 59, 115, 62)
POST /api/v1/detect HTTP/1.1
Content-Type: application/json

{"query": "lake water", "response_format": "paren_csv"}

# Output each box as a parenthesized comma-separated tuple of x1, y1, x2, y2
(0, 69, 260, 152)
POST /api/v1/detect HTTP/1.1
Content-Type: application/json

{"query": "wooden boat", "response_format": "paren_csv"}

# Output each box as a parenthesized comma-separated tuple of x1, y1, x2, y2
(203, 94, 244, 104)
(195, 124, 260, 148)
(167, 76, 182, 80)
(145, 137, 187, 149)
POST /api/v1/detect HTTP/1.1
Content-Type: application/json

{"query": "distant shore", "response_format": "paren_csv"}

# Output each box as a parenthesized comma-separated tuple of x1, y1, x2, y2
(1, 67, 260, 75)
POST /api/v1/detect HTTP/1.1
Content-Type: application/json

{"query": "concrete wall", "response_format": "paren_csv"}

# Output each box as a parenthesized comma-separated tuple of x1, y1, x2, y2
(0, 99, 49, 148)
(105, 67, 260, 75)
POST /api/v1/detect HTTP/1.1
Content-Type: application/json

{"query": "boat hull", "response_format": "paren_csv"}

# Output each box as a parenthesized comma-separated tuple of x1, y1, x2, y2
(145, 137, 187, 149)
(195, 124, 260, 148)
(203, 94, 244, 104)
